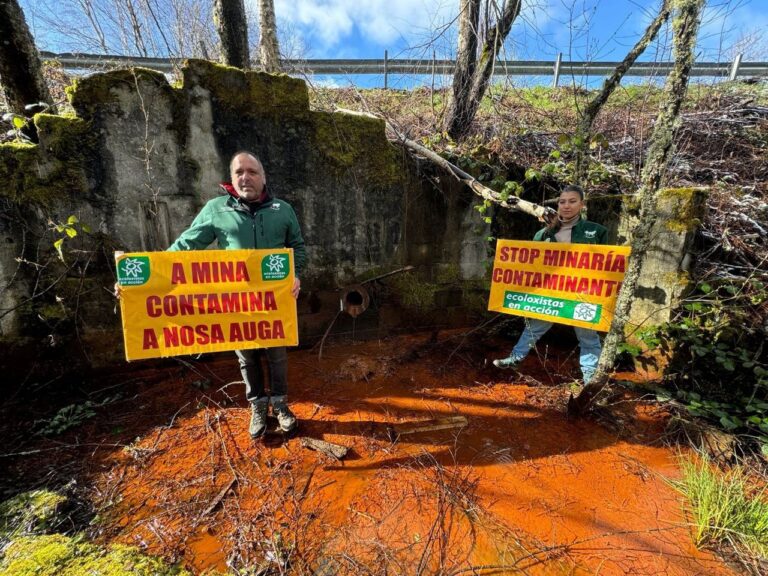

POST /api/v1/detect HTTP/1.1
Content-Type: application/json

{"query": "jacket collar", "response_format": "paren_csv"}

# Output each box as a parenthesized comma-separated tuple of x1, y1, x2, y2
(543, 217, 585, 240)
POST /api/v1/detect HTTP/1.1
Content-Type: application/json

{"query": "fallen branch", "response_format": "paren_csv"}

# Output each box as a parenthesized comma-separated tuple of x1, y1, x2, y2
(200, 476, 237, 517)
(300, 437, 349, 460)
(360, 265, 415, 284)
(387, 416, 468, 441)
(336, 107, 556, 223)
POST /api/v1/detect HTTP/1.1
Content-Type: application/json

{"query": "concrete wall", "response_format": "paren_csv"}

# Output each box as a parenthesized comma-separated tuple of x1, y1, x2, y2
(0, 60, 488, 371)
(0, 60, 703, 380)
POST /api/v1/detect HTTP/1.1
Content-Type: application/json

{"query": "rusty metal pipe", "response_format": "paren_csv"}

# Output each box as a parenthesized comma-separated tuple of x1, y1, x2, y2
(341, 284, 370, 318)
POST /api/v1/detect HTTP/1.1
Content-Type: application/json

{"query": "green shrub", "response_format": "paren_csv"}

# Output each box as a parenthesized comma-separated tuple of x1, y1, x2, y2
(671, 457, 768, 560)
(641, 279, 768, 451)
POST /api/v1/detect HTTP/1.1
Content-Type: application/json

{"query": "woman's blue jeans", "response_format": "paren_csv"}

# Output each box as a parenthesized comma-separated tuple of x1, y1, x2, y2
(507, 319, 601, 383)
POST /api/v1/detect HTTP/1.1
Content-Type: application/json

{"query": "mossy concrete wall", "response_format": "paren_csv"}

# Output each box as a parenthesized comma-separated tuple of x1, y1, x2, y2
(618, 186, 708, 377)
(0, 60, 487, 372)
(619, 187, 707, 326)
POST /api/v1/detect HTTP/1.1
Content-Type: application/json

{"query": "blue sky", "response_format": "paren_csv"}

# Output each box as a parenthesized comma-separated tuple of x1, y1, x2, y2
(269, 0, 766, 61)
(267, 0, 766, 87)
(20, 0, 767, 88)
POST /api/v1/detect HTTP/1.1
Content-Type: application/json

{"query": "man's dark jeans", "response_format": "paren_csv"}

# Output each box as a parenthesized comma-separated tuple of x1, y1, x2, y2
(235, 347, 287, 402)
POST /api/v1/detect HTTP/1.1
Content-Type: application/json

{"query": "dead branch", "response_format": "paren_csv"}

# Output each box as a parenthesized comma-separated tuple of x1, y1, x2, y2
(336, 107, 556, 223)
(300, 437, 349, 460)
(200, 476, 237, 517)
(387, 416, 468, 441)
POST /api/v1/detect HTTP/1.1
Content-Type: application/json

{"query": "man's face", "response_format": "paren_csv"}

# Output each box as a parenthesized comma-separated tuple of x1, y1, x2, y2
(231, 153, 266, 202)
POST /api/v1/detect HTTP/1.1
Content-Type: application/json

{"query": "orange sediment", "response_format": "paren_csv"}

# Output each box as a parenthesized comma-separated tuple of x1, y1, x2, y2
(82, 333, 736, 575)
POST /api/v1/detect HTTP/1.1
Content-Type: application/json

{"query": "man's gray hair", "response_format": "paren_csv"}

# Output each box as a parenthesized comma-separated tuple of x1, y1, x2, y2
(229, 150, 263, 171)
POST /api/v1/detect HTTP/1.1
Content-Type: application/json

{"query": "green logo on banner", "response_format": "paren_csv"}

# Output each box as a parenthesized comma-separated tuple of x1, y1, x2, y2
(261, 253, 289, 281)
(117, 256, 150, 286)
(503, 291, 602, 324)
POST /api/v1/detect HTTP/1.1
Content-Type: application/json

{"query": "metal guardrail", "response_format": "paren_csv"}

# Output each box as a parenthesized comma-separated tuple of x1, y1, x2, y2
(41, 51, 767, 86)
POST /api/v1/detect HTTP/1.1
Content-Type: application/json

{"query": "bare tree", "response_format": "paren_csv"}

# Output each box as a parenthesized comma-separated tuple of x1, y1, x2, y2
(568, 0, 705, 418)
(214, 0, 250, 69)
(443, 0, 522, 141)
(257, 0, 280, 72)
(574, 0, 672, 185)
(25, 0, 216, 61)
(0, 0, 56, 116)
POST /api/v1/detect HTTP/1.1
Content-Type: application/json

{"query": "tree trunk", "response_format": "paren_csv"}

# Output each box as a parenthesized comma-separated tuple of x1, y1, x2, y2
(443, 0, 480, 137)
(214, 0, 249, 69)
(444, 0, 521, 141)
(568, 0, 705, 418)
(258, 0, 280, 72)
(0, 0, 57, 116)
(574, 0, 671, 185)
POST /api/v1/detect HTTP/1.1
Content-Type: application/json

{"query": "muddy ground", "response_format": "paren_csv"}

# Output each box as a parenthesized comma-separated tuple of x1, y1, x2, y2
(1, 330, 738, 575)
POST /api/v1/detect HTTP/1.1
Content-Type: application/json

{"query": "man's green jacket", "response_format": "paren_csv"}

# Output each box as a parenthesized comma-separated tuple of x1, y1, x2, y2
(168, 186, 307, 275)
(532, 218, 607, 245)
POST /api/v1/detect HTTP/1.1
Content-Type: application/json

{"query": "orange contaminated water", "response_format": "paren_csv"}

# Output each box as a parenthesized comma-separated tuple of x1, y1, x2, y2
(62, 333, 739, 575)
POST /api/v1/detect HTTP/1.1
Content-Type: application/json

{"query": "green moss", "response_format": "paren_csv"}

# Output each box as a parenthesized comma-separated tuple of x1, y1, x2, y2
(0, 113, 99, 203)
(37, 114, 98, 196)
(68, 67, 189, 144)
(0, 491, 67, 543)
(0, 143, 46, 202)
(659, 187, 707, 233)
(0, 534, 195, 576)
(390, 274, 438, 309)
(434, 263, 461, 284)
(660, 271, 693, 291)
(312, 110, 400, 183)
(67, 68, 169, 120)
(182, 59, 309, 120)
(34, 114, 91, 156)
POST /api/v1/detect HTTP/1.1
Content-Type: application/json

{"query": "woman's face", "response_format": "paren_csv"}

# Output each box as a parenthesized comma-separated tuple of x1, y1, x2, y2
(557, 191, 584, 220)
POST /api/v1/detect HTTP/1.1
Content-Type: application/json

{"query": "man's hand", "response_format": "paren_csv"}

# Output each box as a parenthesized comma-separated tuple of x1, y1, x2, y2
(113, 251, 124, 300)
(292, 277, 301, 299)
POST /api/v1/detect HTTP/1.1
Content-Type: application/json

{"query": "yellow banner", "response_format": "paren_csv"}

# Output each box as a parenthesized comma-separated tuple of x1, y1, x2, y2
(487, 240, 631, 332)
(116, 249, 298, 361)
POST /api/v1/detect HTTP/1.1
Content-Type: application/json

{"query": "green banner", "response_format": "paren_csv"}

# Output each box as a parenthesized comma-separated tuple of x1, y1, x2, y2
(503, 291, 602, 324)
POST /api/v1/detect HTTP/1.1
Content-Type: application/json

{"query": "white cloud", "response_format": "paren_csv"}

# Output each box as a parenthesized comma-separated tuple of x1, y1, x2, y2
(251, 0, 767, 63)
(266, 0, 455, 55)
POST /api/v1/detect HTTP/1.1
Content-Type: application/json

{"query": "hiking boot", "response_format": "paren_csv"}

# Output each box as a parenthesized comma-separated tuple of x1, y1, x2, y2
(271, 396, 297, 433)
(492, 356, 520, 370)
(249, 399, 268, 438)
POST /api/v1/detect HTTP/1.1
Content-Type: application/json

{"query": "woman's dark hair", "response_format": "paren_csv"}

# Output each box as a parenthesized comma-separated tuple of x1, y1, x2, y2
(546, 184, 585, 231)
(561, 184, 584, 200)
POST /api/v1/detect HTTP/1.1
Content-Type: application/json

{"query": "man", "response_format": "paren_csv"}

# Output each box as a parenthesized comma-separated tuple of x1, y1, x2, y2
(168, 151, 306, 438)
(492, 184, 606, 384)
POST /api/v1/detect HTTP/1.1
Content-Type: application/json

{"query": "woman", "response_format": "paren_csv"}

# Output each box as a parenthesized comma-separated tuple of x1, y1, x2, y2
(492, 184, 607, 383)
